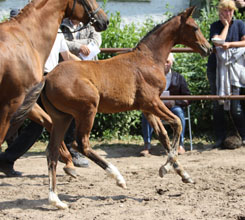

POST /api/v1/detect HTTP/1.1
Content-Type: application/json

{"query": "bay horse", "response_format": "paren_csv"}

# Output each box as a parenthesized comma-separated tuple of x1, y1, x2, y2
(42, 7, 212, 209)
(0, 0, 108, 176)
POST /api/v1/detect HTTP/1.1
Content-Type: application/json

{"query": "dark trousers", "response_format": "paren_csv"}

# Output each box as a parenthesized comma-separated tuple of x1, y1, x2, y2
(230, 86, 245, 140)
(207, 69, 227, 141)
(207, 69, 245, 141)
(64, 119, 76, 147)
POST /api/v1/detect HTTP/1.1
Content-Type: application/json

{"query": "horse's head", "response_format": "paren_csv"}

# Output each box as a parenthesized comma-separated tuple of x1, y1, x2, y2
(177, 7, 212, 56)
(66, 0, 109, 32)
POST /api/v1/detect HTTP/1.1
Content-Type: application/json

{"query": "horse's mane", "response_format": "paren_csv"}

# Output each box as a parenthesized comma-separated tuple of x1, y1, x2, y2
(134, 14, 177, 50)
(9, 0, 48, 21)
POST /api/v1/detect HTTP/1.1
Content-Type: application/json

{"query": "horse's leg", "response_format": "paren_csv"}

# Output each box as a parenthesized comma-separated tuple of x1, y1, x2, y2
(0, 98, 25, 146)
(46, 113, 72, 209)
(74, 110, 127, 189)
(142, 112, 171, 156)
(143, 97, 193, 183)
(41, 92, 74, 209)
(28, 103, 76, 178)
(0, 114, 11, 146)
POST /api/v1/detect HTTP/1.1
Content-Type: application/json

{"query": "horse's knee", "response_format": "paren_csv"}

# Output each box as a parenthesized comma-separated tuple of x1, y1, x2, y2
(172, 116, 182, 134)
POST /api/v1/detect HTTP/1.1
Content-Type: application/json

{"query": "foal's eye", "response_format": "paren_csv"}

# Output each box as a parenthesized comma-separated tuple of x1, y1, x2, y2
(194, 26, 199, 31)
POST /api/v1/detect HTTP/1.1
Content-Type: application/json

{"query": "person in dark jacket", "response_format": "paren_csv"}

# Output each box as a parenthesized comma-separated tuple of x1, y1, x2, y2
(141, 53, 191, 156)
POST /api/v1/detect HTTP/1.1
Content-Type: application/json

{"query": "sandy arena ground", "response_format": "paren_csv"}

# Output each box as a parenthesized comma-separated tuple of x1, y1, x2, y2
(0, 141, 245, 220)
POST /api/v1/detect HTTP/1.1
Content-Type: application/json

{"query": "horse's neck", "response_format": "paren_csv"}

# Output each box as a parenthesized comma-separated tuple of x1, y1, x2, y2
(16, 0, 68, 65)
(137, 18, 180, 67)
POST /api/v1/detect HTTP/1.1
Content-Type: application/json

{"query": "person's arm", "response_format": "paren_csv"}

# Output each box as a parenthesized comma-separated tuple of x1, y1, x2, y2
(235, 0, 245, 9)
(58, 32, 81, 61)
(67, 26, 102, 57)
(222, 35, 245, 49)
(60, 50, 81, 61)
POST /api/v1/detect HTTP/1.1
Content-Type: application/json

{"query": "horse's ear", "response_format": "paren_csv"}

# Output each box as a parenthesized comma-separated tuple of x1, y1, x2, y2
(180, 6, 196, 21)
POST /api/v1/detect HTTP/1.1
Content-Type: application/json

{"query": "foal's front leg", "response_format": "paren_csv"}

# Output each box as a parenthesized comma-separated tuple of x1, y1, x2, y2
(143, 97, 194, 183)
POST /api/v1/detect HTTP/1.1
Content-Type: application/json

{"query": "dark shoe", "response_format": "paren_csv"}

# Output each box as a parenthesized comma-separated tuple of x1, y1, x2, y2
(72, 155, 89, 168)
(69, 148, 89, 168)
(212, 139, 224, 149)
(0, 160, 22, 177)
(223, 135, 242, 150)
(3, 169, 22, 177)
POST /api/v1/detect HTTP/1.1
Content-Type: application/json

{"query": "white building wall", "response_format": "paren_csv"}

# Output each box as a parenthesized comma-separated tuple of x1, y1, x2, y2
(104, 0, 189, 25)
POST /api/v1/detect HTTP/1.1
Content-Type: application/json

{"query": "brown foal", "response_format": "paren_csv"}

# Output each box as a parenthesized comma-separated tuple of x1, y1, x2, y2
(42, 7, 211, 209)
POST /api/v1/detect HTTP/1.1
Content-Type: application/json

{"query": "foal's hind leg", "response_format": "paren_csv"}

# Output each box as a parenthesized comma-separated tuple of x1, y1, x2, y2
(143, 97, 194, 183)
(74, 110, 126, 189)
(28, 103, 76, 178)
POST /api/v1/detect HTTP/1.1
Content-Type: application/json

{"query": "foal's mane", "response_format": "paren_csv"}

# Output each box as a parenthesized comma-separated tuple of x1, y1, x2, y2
(134, 14, 177, 50)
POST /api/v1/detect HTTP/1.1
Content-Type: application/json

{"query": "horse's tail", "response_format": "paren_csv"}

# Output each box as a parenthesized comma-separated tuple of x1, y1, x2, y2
(5, 79, 46, 140)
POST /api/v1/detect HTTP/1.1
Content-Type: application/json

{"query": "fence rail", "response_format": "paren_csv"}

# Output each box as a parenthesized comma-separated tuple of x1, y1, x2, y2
(159, 95, 245, 100)
(100, 47, 194, 54)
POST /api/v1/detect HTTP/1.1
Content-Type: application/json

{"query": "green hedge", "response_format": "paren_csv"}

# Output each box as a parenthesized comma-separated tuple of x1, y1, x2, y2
(91, 1, 241, 141)
(33, 1, 245, 141)
(91, 7, 217, 141)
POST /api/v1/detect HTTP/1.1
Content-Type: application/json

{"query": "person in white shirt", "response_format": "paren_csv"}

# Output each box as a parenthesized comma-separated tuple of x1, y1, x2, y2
(44, 30, 80, 73)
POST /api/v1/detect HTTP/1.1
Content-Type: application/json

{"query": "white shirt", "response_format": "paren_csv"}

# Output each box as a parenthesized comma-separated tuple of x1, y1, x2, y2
(44, 30, 69, 73)
(165, 69, 172, 91)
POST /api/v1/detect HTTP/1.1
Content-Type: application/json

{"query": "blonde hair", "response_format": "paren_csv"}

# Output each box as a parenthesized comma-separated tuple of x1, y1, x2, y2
(218, 0, 237, 11)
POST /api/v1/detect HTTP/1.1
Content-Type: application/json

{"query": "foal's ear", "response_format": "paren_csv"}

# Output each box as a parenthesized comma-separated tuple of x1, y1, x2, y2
(180, 6, 195, 21)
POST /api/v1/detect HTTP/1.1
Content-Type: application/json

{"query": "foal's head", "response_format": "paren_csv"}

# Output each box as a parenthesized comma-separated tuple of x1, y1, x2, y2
(67, 0, 109, 32)
(177, 7, 212, 56)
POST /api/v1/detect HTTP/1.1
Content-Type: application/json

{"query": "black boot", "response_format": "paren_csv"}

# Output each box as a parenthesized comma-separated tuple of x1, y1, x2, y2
(68, 147, 89, 168)
(0, 156, 22, 177)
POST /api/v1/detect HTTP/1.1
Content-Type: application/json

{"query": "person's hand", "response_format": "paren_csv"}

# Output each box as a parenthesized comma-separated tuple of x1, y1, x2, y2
(219, 12, 229, 27)
(80, 45, 90, 56)
(164, 100, 175, 109)
(221, 42, 231, 50)
(235, 0, 245, 8)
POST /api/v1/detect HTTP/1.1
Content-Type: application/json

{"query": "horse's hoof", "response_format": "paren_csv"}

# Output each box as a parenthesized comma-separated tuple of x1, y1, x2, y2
(117, 181, 127, 189)
(159, 164, 171, 178)
(63, 167, 77, 178)
(56, 201, 68, 210)
(182, 177, 195, 184)
(49, 191, 68, 209)
(49, 200, 68, 210)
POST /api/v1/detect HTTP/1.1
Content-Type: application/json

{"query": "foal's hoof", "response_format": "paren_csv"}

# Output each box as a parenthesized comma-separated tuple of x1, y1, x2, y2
(49, 191, 68, 210)
(159, 164, 171, 178)
(182, 177, 195, 184)
(63, 167, 77, 178)
(117, 181, 127, 189)
(159, 166, 167, 178)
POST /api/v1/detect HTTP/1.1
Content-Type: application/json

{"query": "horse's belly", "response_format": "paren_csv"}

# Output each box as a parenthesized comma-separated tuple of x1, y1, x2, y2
(98, 98, 135, 113)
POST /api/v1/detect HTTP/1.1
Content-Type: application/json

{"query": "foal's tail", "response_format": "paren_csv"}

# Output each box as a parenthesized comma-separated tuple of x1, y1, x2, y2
(5, 80, 46, 140)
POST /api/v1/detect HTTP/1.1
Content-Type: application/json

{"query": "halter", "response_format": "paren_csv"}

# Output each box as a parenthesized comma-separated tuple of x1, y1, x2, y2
(71, 0, 101, 25)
